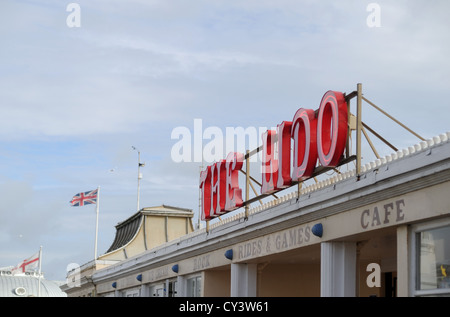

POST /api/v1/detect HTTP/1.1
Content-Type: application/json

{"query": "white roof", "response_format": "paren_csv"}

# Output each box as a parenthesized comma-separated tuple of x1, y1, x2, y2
(0, 271, 67, 297)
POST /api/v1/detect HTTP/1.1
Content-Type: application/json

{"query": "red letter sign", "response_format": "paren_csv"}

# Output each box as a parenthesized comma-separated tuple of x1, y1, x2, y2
(199, 166, 212, 221)
(276, 121, 293, 189)
(211, 160, 226, 217)
(291, 108, 317, 181)
(225, 152, 244, 211)
(317, 91, 348, 167)
(261, 130, 278, 194)
(200, 89, 349, 222)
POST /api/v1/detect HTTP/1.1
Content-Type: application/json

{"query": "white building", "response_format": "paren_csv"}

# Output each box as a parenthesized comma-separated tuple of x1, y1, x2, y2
(62, 85, 450, 297)
(62, 132, 450, 297)
(0, 269, 66, 297)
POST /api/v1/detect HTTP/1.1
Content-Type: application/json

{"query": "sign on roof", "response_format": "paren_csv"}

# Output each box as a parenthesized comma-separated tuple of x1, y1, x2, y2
(199, 90, 348, 221)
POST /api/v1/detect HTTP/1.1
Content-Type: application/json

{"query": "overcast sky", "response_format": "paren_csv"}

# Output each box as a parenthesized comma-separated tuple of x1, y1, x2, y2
(0, 0, 449, 281)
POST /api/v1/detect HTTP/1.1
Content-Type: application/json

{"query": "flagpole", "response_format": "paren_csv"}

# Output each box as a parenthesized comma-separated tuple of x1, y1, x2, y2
(94, 186, 100, 260)
(38, 245, 42, 297)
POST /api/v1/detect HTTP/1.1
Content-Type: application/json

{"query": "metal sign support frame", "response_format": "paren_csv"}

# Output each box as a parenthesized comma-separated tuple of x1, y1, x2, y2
(204, 83, 424, 232)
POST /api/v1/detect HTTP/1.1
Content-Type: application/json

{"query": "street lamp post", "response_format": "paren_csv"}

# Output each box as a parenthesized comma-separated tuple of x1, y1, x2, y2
(132, 146, 145, 212)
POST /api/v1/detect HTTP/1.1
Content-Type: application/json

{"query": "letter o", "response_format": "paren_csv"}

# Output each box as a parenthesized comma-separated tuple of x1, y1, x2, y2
(317, 91, 348, 167)
(291, 108, 317, 181)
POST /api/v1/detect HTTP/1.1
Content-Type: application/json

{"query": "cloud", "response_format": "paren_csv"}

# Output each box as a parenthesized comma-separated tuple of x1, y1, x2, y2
(0, 0, 449, 281)
(2, 0, 449, 140)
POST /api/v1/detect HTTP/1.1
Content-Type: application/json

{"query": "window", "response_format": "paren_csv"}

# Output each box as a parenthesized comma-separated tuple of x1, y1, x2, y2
(155, 287, 164, 297)
(412, 219, 450, 296)
(186, 275, 202, 297)
(149, 283, 165, 297)
(123, 288, 140, 297)
(168, 280, 178, 297)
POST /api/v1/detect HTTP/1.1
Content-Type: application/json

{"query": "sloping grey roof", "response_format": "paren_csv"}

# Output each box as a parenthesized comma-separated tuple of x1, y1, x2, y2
(106, 211, 143, 253)
(0, 273, 67, 297)
(105, 205, 193, 254)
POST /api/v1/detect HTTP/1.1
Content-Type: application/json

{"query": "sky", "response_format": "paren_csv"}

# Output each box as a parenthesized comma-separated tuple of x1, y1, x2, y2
(0, 0, 449, 282)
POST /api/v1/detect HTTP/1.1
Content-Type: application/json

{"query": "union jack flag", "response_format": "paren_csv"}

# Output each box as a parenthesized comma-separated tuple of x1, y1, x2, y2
(70, 189, 98, 207)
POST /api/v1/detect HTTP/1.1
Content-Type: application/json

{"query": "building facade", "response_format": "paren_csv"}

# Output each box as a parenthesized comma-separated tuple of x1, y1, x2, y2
(63, 132, 450, 297)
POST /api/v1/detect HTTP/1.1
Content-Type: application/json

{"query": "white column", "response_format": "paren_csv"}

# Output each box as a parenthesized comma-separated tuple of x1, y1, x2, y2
(165, 279, 169, 297)
(140, 284, 150, 297)
(321, 241, 357, 297)
(231, 263, 257, 297)
(397, 225, 409, 297)
(177, 275, 187, 297)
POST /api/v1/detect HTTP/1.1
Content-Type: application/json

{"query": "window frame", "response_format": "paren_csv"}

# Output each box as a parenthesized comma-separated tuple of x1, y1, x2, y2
(410, 217, 450, 297)
(186, 274, 202, 297)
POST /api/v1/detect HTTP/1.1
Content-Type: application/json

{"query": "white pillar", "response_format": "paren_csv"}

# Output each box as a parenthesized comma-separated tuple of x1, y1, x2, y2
(321, 241, 357, 297)
(177, 275, 187, 297)
(397, 225, 409, 297)
(231, 263, 257, 297)
(140, 284, 148, 297)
